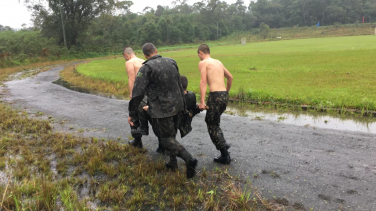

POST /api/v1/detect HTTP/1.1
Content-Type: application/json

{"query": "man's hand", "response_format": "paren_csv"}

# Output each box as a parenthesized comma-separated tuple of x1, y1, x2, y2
(128, 117, 134, 126)
(198, 102, 206, 111)
(143, 105, 149, 111)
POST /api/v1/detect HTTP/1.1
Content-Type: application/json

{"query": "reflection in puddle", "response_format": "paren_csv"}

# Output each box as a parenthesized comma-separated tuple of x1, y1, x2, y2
(227, 105, 376, 134)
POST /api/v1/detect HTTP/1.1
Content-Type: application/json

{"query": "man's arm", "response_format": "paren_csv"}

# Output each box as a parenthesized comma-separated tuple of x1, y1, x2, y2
(198, 62, 207, 110)
(125, 62, 135, 98)
(223, 66, 233, 92)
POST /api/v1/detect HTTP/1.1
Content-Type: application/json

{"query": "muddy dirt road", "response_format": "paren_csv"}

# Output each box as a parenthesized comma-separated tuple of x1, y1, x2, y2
(2, 65, 376, 211)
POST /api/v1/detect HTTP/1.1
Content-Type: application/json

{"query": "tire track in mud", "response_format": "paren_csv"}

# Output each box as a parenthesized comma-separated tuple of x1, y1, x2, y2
(2, 65, 376, 211)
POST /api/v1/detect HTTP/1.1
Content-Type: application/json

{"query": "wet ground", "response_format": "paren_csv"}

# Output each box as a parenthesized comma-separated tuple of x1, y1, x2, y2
(2, 65, 376, 211)
(226, 105, 376, 134)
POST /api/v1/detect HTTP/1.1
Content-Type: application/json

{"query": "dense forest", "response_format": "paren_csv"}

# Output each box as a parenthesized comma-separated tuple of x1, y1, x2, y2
(1, 0, 376, 67)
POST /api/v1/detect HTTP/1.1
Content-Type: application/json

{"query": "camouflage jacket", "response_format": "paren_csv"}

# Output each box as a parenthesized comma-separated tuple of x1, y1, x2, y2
(129, 55, 185, 119)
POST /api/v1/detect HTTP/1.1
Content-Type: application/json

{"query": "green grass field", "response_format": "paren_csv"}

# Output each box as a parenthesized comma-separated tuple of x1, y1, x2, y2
(77, 35, 376, 111)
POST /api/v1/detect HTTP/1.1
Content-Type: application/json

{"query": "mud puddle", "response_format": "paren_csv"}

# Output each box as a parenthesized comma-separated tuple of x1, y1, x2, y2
(227, 104, 376, 134)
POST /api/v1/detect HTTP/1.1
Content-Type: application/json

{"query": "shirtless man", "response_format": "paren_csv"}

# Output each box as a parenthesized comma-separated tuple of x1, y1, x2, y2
(123, 47, 148, 147)
(197, 44, 233, 164)
(124, 47, 145, 98)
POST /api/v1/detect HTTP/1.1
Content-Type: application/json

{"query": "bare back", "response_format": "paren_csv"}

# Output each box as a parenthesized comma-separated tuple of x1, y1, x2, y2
(126, 57, 145, 77)
(125, 57, 145, 98)
(200, 58, 227, 92)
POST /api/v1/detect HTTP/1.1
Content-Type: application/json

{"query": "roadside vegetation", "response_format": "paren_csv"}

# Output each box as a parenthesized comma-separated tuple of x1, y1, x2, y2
(60, 65, 129, 99)
(66, 35, 376, 114)
(222, 23, 375, 42)
(1, 64, 281, 210)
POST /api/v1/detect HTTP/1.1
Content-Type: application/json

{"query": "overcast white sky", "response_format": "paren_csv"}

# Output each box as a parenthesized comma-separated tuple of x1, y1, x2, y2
(0, 0, 251, 29)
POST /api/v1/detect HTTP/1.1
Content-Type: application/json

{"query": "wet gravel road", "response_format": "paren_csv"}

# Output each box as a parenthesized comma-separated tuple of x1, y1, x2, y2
(2, 65, 376, 211)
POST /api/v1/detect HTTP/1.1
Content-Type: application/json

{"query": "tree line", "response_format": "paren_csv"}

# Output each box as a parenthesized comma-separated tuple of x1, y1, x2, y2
(1, 0, 376, 67)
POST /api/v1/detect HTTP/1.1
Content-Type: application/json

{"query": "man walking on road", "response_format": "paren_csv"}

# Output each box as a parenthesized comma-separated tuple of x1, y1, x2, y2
(123, 47, 148, 147)
(128, 43, 198, 179)
(197, 44, 233, 164)
(124, 47, 145, 98)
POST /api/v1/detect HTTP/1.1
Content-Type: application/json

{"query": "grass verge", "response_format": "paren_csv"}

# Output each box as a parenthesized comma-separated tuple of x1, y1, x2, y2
(0, 64, 281, 210)
(60, 65, 129, 99)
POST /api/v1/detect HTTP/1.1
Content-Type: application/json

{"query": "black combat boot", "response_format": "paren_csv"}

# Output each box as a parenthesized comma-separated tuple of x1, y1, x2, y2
(177, 149, 197, 179)
(165, 156, 178, 171)
(214, 147, 231, 164)
(128, 138, 143, 148)
(186, 158, 198, 179)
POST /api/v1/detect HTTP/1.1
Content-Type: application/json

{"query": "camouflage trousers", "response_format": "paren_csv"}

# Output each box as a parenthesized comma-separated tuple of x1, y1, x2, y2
(205, 91, 229, 150)
(151, 115, 193, 162)
(130, 96, 149, 139)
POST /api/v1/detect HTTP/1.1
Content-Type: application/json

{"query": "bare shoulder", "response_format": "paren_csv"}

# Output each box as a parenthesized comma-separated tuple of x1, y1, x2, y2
(138, 58, 145, 63)
(126, 58, 134, 64)
(198, 60, 207, 67)
(199, 60, 206, 64)
(125, 60, 131, 67)
(213, 58, 223, 65)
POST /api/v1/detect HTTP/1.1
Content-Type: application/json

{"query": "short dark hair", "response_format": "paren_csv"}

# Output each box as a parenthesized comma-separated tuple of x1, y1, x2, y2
(142, 43, 157, 57)
(198, 44, 210, 54)
(180, 75, 188, 90)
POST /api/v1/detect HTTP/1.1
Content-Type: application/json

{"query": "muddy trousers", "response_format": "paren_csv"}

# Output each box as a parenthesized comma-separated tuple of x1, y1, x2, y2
(151, 115, 193, 162)
(130, 97, 149, 139)
(138, 96, 149, 131)
(205, 91, 229, 150)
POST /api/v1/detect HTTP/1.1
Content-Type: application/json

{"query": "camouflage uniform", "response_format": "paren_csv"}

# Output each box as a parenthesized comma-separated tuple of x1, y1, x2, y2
(130, 96, 149, 139)
(205, 91, 229, 150)
(128, 55, 194, 163)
